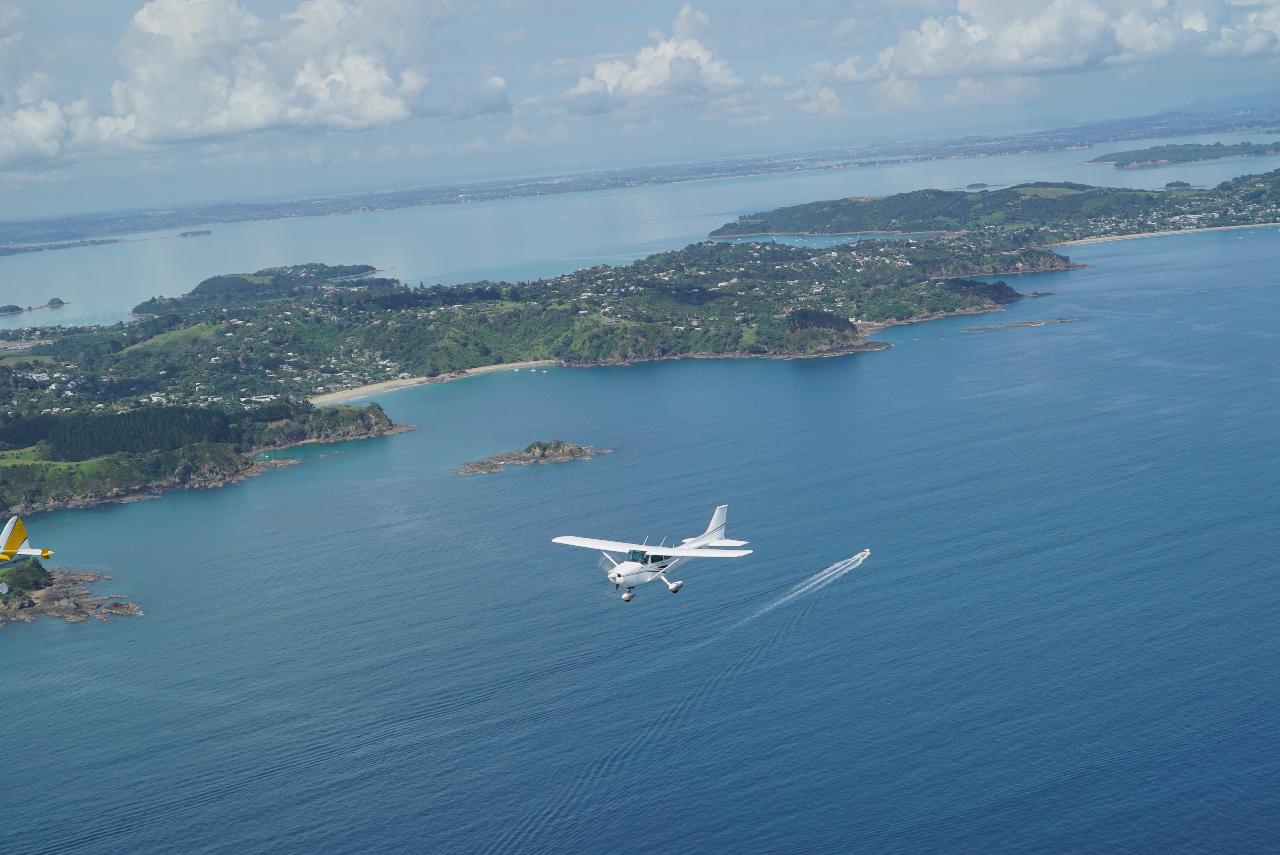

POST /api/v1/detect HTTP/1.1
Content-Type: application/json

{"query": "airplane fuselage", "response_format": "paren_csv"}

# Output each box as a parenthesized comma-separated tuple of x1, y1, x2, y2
(608, 555, 684, 589)
(553, 504, 748, 602)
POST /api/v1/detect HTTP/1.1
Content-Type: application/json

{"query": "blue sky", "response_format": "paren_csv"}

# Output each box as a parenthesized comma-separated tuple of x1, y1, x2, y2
(3, 0, 1280, 217)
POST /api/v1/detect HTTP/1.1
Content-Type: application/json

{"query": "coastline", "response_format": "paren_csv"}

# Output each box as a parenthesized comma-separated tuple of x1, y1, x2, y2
(0, 569, 142, 631)
(309, 361, 560, 406)
(309, 302, 1037, 408)
(711, 229, 951, 240)
(1054, 222, 1280, 246)
(308, 342, 903, 407)
(13, 424, 416, 517)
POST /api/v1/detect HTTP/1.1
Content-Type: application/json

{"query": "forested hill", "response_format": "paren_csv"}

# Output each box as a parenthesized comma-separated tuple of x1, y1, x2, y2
(0, 401, 402, 514)
(133, 263, 386, 314)
(710, 168, 1280, 243)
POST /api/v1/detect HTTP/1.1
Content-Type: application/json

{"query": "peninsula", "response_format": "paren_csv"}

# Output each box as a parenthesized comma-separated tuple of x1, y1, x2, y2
(460, 440, 610, 474)
(3, 105, 1279, 247)
(5, 167, 1277, 510)
(1089, 141, 1280, 169)
(0, 401, 409, 514)
(710, 167, 1280, 244)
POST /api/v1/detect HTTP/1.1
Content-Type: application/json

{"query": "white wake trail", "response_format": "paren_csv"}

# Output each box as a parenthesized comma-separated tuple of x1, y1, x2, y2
(751, 548, 871, 619)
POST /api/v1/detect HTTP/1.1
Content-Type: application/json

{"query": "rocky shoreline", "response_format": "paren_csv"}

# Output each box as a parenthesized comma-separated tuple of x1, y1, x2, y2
(0, 569, 142, 631)
(461, 440, 610, 474)
(964, 317, 1079, 333)
(11, 423, 415, 516)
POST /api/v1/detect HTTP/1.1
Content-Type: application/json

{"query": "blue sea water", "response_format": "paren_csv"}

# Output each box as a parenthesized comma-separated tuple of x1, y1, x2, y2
(4, 226, 1280, 852)
(5, 130, 1280, 330)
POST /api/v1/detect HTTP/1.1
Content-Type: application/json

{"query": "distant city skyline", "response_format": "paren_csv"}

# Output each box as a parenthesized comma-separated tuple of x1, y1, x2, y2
(3, 0, 1280, 217)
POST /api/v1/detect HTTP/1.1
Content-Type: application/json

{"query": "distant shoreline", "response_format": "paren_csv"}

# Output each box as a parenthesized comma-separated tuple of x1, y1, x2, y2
(1054, 222, 1280, 246)
(712, 229, 949, 240)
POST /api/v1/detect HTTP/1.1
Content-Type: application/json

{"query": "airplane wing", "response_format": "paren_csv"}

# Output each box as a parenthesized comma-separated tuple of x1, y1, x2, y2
(552, 535, 751, 558)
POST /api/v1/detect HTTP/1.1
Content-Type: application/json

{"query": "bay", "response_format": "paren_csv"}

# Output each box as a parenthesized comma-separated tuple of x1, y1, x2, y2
(4, 131, 1280, 330)
(3, 227, 1279, 852)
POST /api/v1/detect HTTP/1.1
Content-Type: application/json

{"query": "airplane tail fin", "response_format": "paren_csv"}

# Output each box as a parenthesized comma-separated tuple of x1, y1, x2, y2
(0, 515, 52, 561)
(703, 505, 728, 540)
(696, 505, 748, 547)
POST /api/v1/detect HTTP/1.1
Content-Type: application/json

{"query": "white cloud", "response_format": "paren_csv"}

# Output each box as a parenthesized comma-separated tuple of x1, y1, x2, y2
(0, 99, 67, 167)
(0, 0, 434, 170)
(564, 4, 741, 113)
(111, 0, 429, 142)
(1206, 2, 1280, 57)
(818, 50, 894, 83)
(823, 0, 1280, 82)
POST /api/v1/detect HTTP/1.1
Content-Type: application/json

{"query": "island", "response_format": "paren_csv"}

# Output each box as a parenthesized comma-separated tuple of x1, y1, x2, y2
(1088, 141, 1280, 169)
(179, 230, 212, 238)
(460, 440, 610, 474)
(964, 318, 1079, 333)
(0, 238, 123, 257)
(0, 298, 70, 316)
(0, 557, 142, 630)
(3, 105, 1280, 247)
(4, 167, 1278, 510)
(710, 167, 1280, 244)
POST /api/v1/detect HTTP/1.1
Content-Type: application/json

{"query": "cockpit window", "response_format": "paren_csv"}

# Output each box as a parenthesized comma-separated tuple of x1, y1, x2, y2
(627, 550, 645, 562)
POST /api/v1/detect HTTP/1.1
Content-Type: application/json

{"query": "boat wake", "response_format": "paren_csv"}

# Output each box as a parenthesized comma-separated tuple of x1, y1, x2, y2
(486, 547, 872, 853)
(751, 548, 871, 619)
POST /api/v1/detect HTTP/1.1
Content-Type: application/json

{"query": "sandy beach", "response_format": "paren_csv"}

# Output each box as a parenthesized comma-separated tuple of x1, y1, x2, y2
(1054, 222, 1280, 247)
(309, 360, 561, 406)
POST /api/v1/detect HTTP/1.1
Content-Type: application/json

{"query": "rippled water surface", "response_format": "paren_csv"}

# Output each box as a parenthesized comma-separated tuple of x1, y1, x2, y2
(4, 227, 1280, 852)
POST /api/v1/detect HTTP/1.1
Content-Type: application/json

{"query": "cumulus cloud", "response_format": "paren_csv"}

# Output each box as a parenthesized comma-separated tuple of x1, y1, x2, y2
(1206, 2, 1280, 57)
(0, 0, 433, 170)
(111, 0, 429, 142)
(0, 100, 68, 167)
(564, 4, 741, 113)
(824, 0, 1280, 82)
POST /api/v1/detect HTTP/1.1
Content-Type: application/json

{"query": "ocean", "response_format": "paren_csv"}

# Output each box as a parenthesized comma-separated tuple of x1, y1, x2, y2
(3, 226, 1279, 852)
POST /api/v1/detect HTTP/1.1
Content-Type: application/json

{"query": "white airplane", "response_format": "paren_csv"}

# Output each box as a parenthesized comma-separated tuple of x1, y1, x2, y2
(0, 515, 53, 596)
(553, 505, 751, 601)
